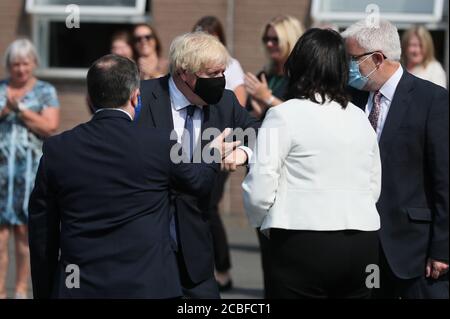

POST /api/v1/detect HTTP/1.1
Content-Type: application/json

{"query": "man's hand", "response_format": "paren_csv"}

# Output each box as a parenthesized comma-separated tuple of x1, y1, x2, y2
(209, 128, 241, 161)
(222, 148, 248, 172)
(426, 258, 449, 279)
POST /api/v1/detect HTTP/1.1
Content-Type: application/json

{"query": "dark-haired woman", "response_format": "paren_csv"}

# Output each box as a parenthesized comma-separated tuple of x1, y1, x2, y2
(133, 24, 168, 79)
(242, 28, 381, 299)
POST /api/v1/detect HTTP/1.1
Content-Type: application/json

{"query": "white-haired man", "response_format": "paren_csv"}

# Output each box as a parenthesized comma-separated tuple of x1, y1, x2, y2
(137, 32, 259, 298)
(343, 19, 448, 299)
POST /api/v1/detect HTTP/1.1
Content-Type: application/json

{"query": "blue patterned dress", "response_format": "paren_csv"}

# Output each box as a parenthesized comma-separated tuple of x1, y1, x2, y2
(0, 79, 59, 225)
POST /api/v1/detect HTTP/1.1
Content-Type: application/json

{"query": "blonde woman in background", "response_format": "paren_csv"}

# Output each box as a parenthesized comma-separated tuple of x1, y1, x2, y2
(401, 25, 447, 88)
(244, 15, 304, 119)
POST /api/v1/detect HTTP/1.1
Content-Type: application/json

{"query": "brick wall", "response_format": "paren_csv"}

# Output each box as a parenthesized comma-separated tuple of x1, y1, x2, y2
(0, 0, 312, 217)
(152, 0, 311, 74)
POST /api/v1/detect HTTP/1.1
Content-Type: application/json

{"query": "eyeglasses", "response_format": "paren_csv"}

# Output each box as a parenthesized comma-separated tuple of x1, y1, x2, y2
(262, 36, 279, 44)
(133, 34, 155, 43)
(351, 51, 387, 62)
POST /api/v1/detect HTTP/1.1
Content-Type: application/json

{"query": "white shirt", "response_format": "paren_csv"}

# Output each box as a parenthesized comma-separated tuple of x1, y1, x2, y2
(365, 65, 403, 141)
(242, 99, 381, 236)
(168, 76, 253, 160)
(168, 77, 202, 147)
(410, 60, 447, 89)
(95, 108, 133, 120)
(224, 58, 245, 91)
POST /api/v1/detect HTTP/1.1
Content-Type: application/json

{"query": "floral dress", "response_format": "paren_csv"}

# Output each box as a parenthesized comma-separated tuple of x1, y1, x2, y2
(0, 79, 59, 225)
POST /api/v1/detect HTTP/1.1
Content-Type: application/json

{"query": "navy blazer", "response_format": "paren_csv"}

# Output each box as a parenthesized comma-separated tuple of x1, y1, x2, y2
(138, 76, 260, 284)
(350, 71, 449, 279)
(28, 110, 219, 298)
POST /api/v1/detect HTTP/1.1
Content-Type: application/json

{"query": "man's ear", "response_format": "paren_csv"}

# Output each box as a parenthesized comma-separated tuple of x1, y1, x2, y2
(373, 53, 384, 68)
(131, 89, 140, 108)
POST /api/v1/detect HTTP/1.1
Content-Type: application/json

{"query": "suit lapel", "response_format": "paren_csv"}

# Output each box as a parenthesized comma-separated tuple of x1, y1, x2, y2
(146, 76, 174, 130)
(378, 72, 415, 161)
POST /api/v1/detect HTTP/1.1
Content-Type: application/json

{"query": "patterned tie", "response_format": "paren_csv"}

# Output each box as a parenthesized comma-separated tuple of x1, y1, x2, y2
(368, 91, 382, 132)
(181, 105, 197, 161)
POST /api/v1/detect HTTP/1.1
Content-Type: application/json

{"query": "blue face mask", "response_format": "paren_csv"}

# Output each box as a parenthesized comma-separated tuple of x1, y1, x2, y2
(348, 54, 377, 90)
(134, 95, 142, 121)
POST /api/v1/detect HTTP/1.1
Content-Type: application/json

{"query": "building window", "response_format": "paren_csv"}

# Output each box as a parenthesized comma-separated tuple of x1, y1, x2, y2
(312, 0, 445, 24)
(26, 0, 149, 78)
(26, 0, 146, 15)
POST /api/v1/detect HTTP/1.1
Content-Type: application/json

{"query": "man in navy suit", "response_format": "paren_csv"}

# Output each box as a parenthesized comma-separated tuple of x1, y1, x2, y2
(138, 32, 260, 298)
(343, 19, 449, 299)
(28, 54, 230, 298)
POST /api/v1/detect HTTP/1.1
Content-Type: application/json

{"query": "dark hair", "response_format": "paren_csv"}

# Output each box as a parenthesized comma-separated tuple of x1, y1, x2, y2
(133, 23, 163, 57)
(192, 16, 226, 46)
(87, 54, 140, 109)
(284, 28, 350, 108)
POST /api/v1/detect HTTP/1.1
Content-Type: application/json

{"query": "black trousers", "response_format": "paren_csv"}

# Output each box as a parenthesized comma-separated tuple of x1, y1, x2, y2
(374, 246, 449, 299)
(268, 229, 379, 299)
(207, 172, 232, 272)
(257, 230, 273, 298)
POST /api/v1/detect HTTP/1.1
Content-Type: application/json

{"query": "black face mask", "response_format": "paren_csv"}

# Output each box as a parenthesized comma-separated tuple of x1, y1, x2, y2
(191, 75, 226, 105)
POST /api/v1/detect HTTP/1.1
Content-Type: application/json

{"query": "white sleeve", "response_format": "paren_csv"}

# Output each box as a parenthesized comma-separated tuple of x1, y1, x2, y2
(242, 108, 290, 228)
(370, 136, 382, 202)
(432, 63, 448, 89)
(225, 58, 245, 91)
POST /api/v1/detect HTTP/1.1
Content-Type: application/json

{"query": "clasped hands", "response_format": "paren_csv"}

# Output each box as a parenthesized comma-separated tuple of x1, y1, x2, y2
(1, 95, 21, 116)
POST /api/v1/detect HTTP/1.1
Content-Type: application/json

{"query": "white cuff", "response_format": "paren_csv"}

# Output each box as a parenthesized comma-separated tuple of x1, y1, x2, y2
(238, 145, 253, 164)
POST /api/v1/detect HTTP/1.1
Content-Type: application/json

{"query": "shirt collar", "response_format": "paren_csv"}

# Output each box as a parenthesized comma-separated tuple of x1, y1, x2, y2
(378, 65, 403, 101)
(168, 76, 192, 111)
(95, 108, 133, 120)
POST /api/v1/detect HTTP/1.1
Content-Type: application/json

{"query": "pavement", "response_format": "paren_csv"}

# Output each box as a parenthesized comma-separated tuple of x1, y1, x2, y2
(5, 213, 264, 299)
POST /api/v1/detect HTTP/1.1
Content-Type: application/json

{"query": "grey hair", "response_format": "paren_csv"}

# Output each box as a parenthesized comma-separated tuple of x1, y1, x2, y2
(341, 19, 401, 61)
(3, 38, 40, 70)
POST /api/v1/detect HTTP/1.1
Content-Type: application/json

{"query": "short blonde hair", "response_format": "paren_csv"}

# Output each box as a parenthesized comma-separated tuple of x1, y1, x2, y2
(169, 31, 230, 74)
(401, 25, 436, 67)
(263, 15, 305, 63)
(3, 38, 39, 70)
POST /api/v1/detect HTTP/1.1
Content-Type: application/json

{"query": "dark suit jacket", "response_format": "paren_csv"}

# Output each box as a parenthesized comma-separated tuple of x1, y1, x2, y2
(138, 76, 260, 284)
(350, 71, 449, 279)
(28, 110, 219, 298)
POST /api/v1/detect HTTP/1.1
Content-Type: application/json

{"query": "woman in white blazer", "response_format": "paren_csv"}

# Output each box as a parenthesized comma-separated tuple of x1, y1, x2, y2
(242, 28, 381, 299)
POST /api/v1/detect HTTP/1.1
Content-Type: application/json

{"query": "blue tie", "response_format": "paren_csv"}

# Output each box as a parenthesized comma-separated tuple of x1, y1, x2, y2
(169, 105, 197, 250)
(182, 105, 196, 161)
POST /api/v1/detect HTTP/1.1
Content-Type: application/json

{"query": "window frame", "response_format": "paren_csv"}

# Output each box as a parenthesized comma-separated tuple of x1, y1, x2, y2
(29, 6, 149, 79)
(311, 0, 445, 24)
(26, 0, 146, 16)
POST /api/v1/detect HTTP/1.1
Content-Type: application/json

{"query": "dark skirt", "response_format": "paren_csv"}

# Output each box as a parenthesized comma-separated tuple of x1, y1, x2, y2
(268, 228, 379, 299)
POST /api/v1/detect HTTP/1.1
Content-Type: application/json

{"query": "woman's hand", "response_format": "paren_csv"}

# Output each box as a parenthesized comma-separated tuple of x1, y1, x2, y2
(6, 95, 20, 113)
(244, 72, 272, 103)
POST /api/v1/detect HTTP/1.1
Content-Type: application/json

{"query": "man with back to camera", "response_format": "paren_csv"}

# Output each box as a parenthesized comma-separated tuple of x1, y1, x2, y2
(28, 54, 236, 298)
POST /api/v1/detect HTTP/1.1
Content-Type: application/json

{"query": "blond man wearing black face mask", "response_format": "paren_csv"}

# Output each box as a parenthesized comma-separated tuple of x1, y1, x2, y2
(137, 32, 260, 298)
